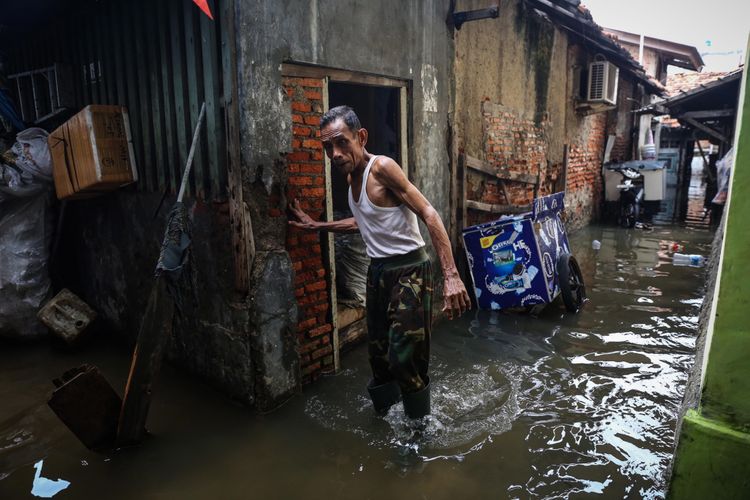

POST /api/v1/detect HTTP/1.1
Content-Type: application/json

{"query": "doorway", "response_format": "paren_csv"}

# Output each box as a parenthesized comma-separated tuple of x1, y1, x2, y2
(327, 82, 404, 350)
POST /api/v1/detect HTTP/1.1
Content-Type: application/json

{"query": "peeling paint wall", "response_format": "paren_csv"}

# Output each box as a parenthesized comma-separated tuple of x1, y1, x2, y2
(59, 192, 255, 404)
(454, 0, 641, 231)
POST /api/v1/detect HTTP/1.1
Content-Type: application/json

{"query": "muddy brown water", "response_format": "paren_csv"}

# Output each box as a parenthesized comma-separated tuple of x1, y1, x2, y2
(1, 217, 714, 499)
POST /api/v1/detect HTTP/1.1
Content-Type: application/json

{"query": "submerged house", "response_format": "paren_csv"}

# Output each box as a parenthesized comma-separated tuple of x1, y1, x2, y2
(2, 0, 660, 410)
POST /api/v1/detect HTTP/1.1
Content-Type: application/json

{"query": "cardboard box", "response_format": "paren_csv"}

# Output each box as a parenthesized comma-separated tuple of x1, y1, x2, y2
(48, 105, 138, 200)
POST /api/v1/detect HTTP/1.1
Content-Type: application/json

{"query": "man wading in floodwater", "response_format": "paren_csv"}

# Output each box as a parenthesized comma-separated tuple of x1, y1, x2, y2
(289, 106, 470, 419)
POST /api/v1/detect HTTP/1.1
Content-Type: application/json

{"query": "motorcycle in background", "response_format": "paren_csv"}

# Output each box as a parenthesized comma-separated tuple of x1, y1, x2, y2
(616, 167, 644, 228)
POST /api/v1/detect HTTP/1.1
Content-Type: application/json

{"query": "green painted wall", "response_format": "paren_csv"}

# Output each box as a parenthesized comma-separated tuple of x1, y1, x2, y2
(701, 60, 750, 429)
(669, 40, 750, 499)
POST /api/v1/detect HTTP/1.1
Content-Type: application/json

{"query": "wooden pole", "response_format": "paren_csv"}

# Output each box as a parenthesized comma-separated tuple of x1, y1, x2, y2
(116, 103, 206, 447)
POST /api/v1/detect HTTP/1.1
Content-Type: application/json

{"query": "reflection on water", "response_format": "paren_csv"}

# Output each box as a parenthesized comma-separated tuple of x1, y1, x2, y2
(0, 219, 713, 499)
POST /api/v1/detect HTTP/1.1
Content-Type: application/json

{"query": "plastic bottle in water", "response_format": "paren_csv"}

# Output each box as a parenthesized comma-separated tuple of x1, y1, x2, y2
(673, 253, 705, 267)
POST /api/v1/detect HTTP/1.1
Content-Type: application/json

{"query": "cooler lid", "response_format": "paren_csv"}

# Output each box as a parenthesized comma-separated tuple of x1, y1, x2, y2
(605, 160, 667, 171)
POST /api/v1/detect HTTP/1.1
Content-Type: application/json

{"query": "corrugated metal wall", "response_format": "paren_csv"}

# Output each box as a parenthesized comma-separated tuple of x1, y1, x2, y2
(6, 0, 228, 200)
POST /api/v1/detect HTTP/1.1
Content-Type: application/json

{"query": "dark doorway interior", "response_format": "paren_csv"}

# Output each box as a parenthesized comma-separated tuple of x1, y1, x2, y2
(326, 82, 401, 344)
(328, 83, 400, 212)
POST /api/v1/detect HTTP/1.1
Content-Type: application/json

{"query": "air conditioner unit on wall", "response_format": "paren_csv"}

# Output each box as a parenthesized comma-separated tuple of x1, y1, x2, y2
(587, 60, 619, 105)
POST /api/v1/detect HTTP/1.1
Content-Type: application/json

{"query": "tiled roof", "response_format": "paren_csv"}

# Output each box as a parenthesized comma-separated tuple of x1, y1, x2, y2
(666, 72, 730, 97)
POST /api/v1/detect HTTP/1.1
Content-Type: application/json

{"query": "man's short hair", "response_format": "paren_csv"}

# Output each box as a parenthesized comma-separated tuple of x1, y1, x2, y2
(321, 105, 361, 132)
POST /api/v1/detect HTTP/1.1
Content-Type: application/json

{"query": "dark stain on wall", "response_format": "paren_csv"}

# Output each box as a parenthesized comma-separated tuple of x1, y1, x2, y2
(515, 1, 555, 125)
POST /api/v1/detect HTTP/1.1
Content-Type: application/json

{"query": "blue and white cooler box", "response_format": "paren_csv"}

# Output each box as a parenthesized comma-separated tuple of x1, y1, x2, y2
(462, 192, 572, 310)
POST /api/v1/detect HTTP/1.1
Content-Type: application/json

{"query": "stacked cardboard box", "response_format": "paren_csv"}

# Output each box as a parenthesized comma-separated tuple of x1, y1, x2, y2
(48, 105, 138, 200)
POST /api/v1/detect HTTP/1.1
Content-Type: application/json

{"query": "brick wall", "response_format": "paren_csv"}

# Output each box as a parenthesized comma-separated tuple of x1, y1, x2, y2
(282, 76, 334, 383)
(471, 101, 608, 230)
(565, 112, 607, 228)
(467, 102, 550, 226)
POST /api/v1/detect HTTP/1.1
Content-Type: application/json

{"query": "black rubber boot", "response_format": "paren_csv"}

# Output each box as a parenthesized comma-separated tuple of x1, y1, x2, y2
(402, 378, 431, 419)
(367, 379, 401, 414)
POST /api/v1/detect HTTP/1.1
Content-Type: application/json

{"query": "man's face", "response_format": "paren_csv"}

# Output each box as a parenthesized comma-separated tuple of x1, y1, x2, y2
(320, 118, 367, 175)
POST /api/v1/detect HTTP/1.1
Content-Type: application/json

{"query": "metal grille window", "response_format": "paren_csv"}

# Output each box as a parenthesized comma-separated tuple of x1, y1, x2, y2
(5, 0, 228, 201)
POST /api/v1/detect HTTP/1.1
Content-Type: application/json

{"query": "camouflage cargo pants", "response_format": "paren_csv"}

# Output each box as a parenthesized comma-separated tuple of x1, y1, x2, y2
(366, 247, 433, 394)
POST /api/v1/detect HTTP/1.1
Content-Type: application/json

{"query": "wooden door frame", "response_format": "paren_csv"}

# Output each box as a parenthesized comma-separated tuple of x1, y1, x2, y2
(282, 62, 411, 373)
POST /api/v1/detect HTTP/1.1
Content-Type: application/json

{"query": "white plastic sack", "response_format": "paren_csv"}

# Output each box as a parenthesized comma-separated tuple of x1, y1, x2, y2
(0, 128, 54, 339)
(712, 147, 733, 206)
(333, 211, 370, 308)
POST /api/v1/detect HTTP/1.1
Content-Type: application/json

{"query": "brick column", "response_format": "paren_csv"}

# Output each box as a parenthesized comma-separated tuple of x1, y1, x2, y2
(282, 76, 334, 383)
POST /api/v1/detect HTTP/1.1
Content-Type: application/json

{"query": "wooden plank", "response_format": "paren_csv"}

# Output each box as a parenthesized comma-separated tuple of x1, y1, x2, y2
(499, 179, 511, 205)
(680, 116, 729, 143)
(466, 199, 531, 214)
(157, 0, 178, 192)
(183, 4, 205, 199)
(681, 109, 735, 119)
(169, 0, 191, 191)
(117, 277, 175, 447)
(200, 7, 224, 199)
(464, 154, 539, 184)
(281, 62, 407, 88)
(561, 144, 569, 193)
(338, 317, 368, 352)
(321, 77, 340, 373)
(133, 0, 156, 191)
(400, 86, 409, 177)
(449, 146, 459, 255)
(221, 0, 254, 294)
(455, 152, 469, 289)
(48, 364, 121, 451)
(145, 3, 167, 192)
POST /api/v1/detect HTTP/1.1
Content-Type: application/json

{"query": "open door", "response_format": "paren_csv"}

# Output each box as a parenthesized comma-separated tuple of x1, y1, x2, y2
(327, 82, 404, 353)
(283, 64, 409, 379)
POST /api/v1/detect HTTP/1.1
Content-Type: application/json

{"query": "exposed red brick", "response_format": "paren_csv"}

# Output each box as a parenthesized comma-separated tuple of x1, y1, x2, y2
(293, 125, 312, 137)
(299, 78, 324, 88)
(309, 324, 332, 337)
(288, 176, 313, 186)
(311, 344, 333, 360)
(287, 151, 310, 162)
(292, 102, 311, 113)
(302, 139, 321, 149)
(304, 115, 321, 126)
(284, 76, 334, 383)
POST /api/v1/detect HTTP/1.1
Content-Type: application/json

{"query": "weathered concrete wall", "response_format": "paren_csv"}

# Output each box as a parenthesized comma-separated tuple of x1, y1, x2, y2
(236, 0, 454, 385)
(454, 0, 638, 230)
(59, 192, 258, 404)
(607, 78, 638, 163)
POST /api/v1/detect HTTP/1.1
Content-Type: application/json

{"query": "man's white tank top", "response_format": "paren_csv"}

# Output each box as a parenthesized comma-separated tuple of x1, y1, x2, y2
(348, 155, 425, 259)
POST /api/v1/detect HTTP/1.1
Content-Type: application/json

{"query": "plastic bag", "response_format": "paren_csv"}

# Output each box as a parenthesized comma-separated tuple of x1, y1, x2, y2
(332, 211, 370, 308)
(712, 147, 733, 205)
(0, 128, 55, 339)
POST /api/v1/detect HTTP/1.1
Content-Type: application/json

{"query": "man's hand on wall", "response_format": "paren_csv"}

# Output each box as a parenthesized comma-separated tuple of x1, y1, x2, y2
(288, 199, 319, 231)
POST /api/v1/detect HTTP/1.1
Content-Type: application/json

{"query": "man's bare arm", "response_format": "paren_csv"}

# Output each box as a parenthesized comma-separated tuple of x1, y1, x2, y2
(371, 158, 470, 319)
(288, 199, 359, 233)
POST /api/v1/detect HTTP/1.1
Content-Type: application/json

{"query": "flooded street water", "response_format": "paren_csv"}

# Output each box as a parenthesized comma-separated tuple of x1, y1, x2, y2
(1, 206, 714, 499)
